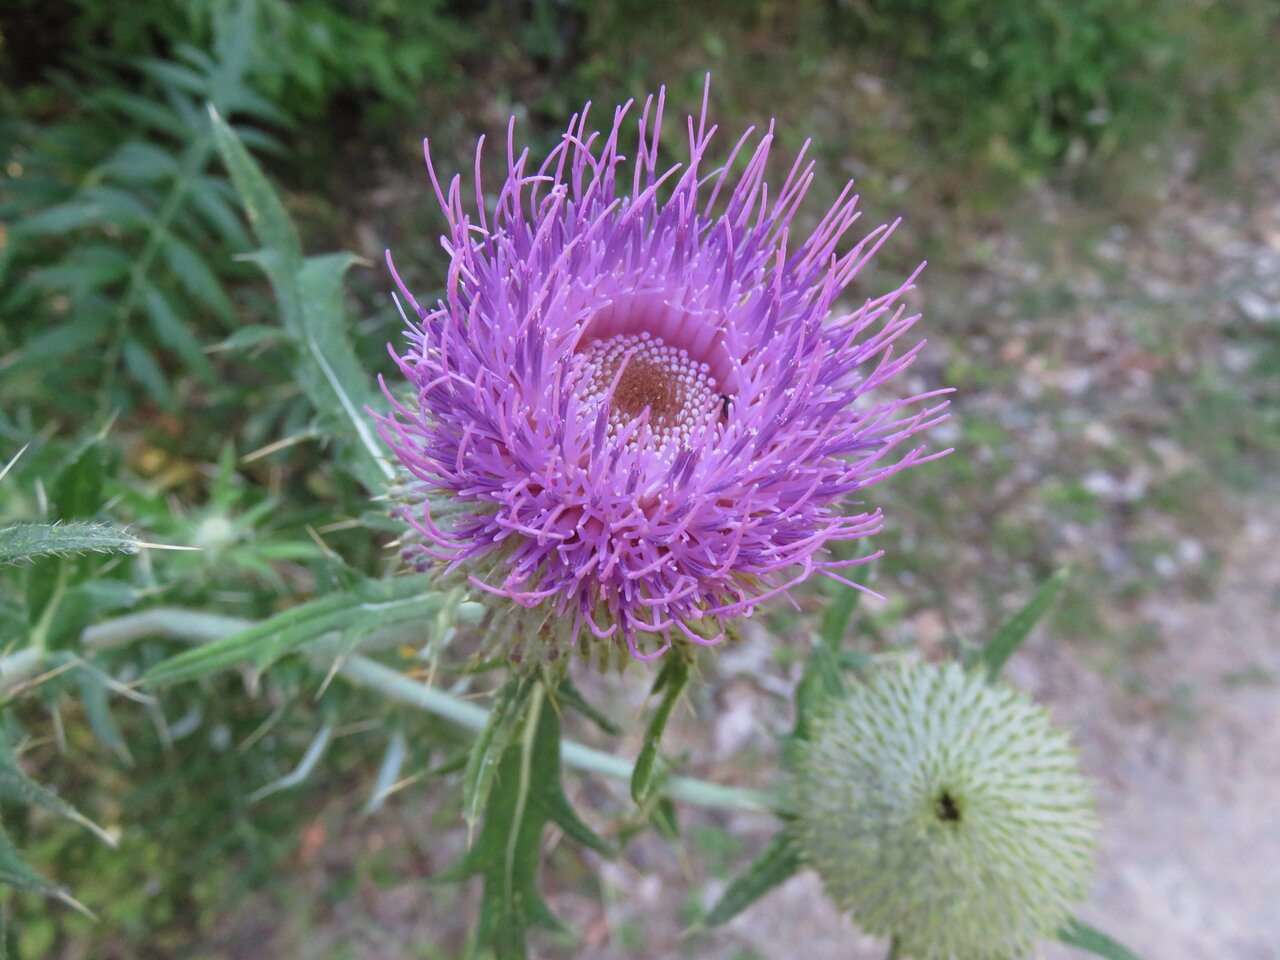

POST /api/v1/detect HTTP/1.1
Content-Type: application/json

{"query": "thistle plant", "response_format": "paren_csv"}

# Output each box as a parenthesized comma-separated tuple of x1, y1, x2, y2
(4, 66, 1146, 960)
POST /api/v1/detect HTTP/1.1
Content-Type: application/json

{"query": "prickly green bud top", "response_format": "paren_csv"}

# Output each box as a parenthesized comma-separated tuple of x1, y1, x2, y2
(790, 661, 1096, 960)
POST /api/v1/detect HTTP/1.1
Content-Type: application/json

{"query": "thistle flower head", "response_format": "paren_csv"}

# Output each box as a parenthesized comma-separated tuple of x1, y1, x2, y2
(790, 661, 1097, 959)
(377, 80, 949, 665)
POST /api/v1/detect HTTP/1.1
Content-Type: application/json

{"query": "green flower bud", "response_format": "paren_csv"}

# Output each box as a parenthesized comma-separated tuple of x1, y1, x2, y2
(790, 660, 1096, 959)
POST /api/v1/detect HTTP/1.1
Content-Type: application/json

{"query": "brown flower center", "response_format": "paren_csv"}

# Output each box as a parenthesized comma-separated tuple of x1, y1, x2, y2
(579, 332, 722, 448)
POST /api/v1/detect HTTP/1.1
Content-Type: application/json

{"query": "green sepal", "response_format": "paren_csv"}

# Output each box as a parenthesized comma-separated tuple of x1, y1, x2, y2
(978, 568, 1071, 681)
(631, 652, 691, 808)
(699, 828, 802, 929)
(439, 682, 612, 960)
(1058, 917, 1145, 960)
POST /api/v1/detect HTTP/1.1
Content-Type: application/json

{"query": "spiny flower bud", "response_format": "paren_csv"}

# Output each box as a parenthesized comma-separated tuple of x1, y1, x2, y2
(789, 660, 1096, 959)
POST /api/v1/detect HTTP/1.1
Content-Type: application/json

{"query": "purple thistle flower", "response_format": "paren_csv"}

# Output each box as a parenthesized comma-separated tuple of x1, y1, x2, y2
(377, 81, 950, 665)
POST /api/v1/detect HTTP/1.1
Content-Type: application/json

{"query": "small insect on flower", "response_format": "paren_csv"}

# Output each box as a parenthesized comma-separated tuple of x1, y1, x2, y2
(377, 79, 950, 666)
(789, 661, 1098, 960)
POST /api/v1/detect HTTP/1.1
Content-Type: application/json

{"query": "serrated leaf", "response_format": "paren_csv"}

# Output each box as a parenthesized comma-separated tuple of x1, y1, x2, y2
(632, 653, 690, 808)
(0, 738, 116, 847)
(440, 682, 610, 960)
(1058, 918, 1145, 960)
(701, 829, 801, 928)
(982, 568, 1071, 681)
(144, 577, 457, 685)
(0, 523, 138, 566)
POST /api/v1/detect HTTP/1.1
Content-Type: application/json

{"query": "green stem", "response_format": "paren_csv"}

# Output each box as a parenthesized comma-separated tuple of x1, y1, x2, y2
(39, 608, 776, 814)
(886, 937, 902, 960)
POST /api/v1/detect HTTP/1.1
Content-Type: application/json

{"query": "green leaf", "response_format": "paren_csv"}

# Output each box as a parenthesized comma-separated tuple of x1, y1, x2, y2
(75, 666, 133, 765)
(97, 141, 181, 184)
(1058, 918, 1145, 960)
(553, 678, 622, 736)
(0, 821, 92, 917)
(463, 673, 536, 839)
(51, 437, 110, 520)
(248, 722, 333, 804)
(159, 233, 235, 325)
(208, 107, 302, 268)
(440, 682, 610, 960)
(123, 338, 176, 409)
(0, 737, 116, 847)
(140, 282, 216, 382)
(701, 829, 801, 928)
(144, 577, 459, 685)
(0, 523, 138, 566)
(209, 108, 392, 491)
(631, 653, 690, 808)
(981, 568, 1071, 681)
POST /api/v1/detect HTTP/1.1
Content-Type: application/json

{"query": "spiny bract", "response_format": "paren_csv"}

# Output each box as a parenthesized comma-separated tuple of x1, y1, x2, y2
(377, 80, 949, 665)
(790, 660, 1097, 959)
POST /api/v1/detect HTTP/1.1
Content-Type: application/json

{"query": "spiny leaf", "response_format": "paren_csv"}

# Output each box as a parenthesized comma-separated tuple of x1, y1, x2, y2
(0, 738, 116, 847)
(144, 576, 457, 685)
(982, 568, 1071, 681)
(632, 653, 690, 808)
(463, 673, 536, 839)
(248, 722, 333, 804)
(700, 829, 801, 928)
(0, 821, 94, 918)
(210, 109, 393, 490)
(0, 522, 139, 566)
(75, 667, 133, 766)
(440, 682, 610, 960)
(207, 106, 301, 268)
(1058, 918, 1145, 960)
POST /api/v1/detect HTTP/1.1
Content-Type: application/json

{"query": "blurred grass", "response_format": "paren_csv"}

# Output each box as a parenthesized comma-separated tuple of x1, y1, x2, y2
(1, 0, 1279, 956)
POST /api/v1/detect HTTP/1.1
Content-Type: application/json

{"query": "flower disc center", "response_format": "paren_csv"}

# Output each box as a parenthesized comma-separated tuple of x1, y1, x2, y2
(579, 332, 722, 447)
